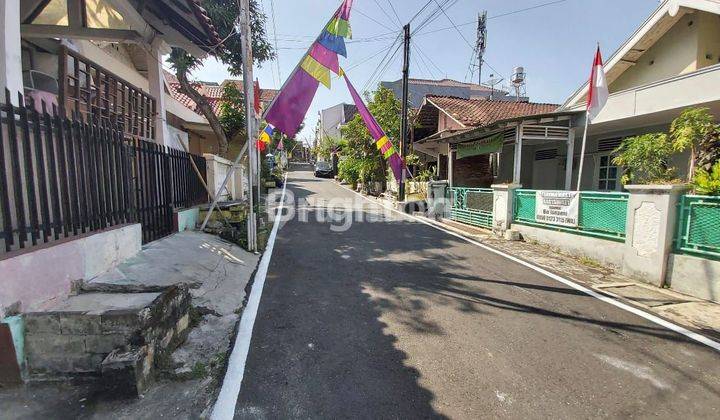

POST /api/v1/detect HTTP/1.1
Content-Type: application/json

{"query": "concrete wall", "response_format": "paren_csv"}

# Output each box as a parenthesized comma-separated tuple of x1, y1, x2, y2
(175, 207, 200, 232)
(611, 13, 699, 92)
(666, 253, 720, 303)
(697, 12, 720, 69)
(512, 223, 626, 269)
(0, 224, 142, 317)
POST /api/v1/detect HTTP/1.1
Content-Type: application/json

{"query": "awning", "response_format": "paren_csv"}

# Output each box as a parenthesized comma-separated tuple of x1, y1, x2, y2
(456, 133, 503, 159)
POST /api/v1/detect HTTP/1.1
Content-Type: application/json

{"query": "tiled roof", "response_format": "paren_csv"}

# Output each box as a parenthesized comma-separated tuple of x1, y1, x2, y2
(165, 72, 279, 118)
(426, 95, 560, 127)
(260, 89, 279, 103)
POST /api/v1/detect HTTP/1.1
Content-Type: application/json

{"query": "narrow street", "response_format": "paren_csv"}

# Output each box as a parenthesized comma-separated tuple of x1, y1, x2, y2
(227, 166, 720, 419)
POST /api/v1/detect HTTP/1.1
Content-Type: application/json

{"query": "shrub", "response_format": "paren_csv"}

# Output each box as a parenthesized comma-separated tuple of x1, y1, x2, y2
(613, 133, 677, 185)
(338, 156, 361, 185)
(670, 107, 719, 181)
(693, 161, 720, 195)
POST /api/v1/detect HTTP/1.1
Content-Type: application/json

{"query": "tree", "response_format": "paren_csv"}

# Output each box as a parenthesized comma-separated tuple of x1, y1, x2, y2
(168, 0, 273, 157)
(316, 135, 342, 161)
(670, 107, 720, 181)
(219, 82, 245, 143)
(340, 86, 401, 185)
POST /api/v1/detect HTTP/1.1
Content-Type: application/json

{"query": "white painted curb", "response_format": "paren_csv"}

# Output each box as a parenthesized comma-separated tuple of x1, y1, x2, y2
(211, 174, 288, 420)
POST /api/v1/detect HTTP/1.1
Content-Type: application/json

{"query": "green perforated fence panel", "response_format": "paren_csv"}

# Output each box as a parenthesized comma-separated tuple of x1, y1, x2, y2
(513, 190, 628, 241)
(675, 195, 720, 259)
(448, 187, 493, 229)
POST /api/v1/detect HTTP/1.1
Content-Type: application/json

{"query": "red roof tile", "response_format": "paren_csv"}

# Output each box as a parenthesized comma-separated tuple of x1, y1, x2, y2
(165, 73, 280, 118)
(426, 95, 559, 127)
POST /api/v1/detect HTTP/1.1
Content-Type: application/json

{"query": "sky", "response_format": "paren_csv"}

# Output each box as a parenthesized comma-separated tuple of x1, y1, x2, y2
(186, 0, 660, 144)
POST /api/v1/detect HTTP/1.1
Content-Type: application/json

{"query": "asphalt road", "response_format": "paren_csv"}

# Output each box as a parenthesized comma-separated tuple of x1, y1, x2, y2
(233, 165, 720, 419)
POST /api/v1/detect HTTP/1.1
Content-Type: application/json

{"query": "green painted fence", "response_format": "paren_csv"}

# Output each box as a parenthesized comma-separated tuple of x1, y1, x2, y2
(675, 194, 720, 260)
(448, 187, 493, 229)
(514, 189, 629, 241)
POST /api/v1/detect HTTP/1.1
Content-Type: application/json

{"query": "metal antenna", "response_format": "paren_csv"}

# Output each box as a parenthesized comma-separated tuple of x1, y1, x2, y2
(476, 11, 487, 85)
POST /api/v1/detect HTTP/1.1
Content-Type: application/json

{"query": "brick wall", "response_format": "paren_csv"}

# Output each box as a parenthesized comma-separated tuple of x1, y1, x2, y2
(453, 154, 493, 187)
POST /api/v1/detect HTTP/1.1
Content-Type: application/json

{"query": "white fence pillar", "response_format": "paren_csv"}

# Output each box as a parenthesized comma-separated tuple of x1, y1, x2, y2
(621, 184, 690, 286)
(204, 154, 238, 201)
(492, 183, 522, 236)
(147, 38, 171, 146)
(0, 0, 23, 103)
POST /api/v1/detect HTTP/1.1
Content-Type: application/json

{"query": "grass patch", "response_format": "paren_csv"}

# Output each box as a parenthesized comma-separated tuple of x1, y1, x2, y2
(579, 255, 603, 269)
(189, 362, 208, 379)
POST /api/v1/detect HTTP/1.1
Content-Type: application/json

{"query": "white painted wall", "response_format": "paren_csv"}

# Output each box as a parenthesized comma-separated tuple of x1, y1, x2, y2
(611, 13, 699, 92)
(0, 224, 142, 317)
(0, 0, 23, 103)
(666, 253, 720, 302)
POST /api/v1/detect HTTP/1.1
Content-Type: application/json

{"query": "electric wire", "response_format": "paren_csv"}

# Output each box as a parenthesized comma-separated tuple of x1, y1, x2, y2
(355, 7, 398, 32)
(416, 0, 568, 37)
(386, 1, 403, 28)
(269, 0, 282, 83)
(373, 0, 402, 29)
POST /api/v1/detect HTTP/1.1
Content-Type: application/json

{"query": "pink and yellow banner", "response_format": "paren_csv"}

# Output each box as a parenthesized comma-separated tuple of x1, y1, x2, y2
(261, 0, 406, 181)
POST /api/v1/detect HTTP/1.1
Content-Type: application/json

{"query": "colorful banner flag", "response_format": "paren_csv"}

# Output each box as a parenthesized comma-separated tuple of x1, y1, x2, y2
(342, 71, 407, 182)
(256, 124, 274, 152)
(263, 0, 353, 138)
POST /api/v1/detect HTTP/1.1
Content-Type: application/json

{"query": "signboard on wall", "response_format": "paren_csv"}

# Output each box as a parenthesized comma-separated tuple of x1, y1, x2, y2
(535, 190, 579, 227)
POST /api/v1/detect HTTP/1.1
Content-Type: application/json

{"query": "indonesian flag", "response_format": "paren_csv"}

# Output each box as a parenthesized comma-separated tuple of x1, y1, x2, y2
(586, 46, 608, 122)
(253, 79, 262, 118)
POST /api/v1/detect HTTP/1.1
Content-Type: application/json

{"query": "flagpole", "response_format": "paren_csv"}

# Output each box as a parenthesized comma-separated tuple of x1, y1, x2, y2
(576, 110, 590, 192)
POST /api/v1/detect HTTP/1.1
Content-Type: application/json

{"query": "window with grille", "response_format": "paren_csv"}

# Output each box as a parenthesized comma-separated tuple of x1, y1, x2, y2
(597, 154, 620, 191)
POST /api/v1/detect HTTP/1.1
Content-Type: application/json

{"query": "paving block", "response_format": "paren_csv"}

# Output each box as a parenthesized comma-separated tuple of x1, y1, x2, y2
(25, 333, 85, 357)
(84, 334, 128, 354)
(23, 286, 191, 383)
(24, 313, 60, 334)
(59, 313, 102, 335)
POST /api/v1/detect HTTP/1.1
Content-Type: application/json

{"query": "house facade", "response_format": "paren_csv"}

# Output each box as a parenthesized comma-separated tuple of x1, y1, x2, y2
(315, 102, 358, 144)
(5, 0, 221, 151)
(413, 95, 559, 187)
(166, 75, 279, 156)
(422, 0, 720, 192)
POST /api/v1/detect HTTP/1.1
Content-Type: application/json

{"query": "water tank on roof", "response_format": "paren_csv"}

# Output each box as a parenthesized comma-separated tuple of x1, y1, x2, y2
(511, 67, 525, 84)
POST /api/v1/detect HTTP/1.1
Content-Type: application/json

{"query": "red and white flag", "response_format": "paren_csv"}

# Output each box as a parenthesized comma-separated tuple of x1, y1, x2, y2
(586, 46, 608, 121)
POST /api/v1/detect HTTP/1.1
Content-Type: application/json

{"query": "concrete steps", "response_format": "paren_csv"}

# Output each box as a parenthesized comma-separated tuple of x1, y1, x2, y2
(24, 285, 191, 396)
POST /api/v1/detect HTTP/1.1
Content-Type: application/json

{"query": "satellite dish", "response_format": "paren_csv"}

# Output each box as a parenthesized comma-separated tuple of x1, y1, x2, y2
(485, 75, 504, 100)
(485, 76, 504, 87)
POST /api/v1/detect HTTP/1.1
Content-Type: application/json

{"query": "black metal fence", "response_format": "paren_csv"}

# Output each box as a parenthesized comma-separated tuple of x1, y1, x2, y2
(0, 90, 208, 254)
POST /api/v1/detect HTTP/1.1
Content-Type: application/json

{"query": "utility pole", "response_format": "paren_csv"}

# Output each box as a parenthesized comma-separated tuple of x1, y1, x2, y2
(239, 0, 257, 251)
(477, 11, 487, 85)
(398, 23, 410, 203)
